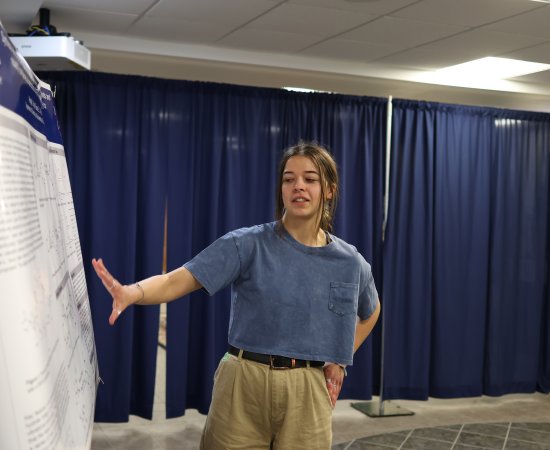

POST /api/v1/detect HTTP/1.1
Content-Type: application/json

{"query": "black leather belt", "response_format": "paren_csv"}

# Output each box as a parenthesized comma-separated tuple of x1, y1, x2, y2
(228, 345, 324, 369)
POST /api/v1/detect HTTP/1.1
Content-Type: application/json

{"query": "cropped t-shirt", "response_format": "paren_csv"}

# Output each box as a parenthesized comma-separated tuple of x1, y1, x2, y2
(184, 221, 379, 365)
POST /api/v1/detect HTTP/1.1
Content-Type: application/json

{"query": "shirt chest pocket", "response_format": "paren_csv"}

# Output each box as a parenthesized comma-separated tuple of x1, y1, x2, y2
(328, 282, 358, 316)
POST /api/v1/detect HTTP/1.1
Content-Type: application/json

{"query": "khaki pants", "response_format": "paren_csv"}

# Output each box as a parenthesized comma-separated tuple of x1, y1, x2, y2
(200, 353, 333, 450)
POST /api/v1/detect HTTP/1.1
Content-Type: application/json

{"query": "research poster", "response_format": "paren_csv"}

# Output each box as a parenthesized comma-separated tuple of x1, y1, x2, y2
(0, 23, 98, 449)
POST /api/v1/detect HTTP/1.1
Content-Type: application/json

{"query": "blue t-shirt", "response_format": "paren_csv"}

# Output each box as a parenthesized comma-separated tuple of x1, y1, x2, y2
(184, 222, 379, 365)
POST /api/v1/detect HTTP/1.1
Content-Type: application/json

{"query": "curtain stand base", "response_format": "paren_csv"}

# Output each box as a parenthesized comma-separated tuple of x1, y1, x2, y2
(351, 401, 415, 417)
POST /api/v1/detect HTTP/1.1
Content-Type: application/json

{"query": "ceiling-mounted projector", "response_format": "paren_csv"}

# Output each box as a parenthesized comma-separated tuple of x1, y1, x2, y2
(9, 8, 91, 71)
(10, 35, 91, 71)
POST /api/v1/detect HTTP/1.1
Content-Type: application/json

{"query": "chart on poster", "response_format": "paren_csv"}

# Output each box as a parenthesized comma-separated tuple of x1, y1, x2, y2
(0, 22, 98, 450)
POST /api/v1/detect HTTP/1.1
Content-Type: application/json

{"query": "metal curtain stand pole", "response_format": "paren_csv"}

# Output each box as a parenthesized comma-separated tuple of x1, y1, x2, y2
(351, 96, 414, 418)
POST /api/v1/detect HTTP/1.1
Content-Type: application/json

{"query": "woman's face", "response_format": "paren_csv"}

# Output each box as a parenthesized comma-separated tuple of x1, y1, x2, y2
(281, 155, 329, 223)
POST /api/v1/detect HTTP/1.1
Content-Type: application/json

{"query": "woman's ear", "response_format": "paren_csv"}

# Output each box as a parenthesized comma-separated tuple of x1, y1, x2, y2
(326, 184, 335, 200)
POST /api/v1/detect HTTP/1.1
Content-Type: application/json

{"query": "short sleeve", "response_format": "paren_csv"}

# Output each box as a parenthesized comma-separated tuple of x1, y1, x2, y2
(357, 255, 379, 320)
(184, 231, 241, 296)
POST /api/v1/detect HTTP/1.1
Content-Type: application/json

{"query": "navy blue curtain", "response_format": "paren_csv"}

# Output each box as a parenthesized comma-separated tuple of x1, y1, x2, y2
(39, 70, 550, 421)
(384, 100, 550, 399)
(40, 71, 387, 420)
(40, 72, 167, 421)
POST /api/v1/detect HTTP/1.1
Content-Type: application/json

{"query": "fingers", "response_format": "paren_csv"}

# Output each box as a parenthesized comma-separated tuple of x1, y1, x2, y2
(108, 299, 128, 326)
(92, 258, 125, 326)
(92, 258, 108, 285)
(325, 379, 341, 407)
(323, 365, 344, 385)
(94, 258, 116, 287)
(109, 306, 123, 326)
(109, 292, 128, 326)
(325, 378, 340, 388)
(324, 364, 344, 408)
(92, 258, 119, 293)
(92, 257, 109, 282)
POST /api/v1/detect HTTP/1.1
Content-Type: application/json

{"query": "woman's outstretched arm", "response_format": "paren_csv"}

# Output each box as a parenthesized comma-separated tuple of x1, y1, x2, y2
(92, 258, 202, 325)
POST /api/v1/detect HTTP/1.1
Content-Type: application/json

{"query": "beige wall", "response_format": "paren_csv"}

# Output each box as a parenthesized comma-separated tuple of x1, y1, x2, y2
(91, 48, 550, 113)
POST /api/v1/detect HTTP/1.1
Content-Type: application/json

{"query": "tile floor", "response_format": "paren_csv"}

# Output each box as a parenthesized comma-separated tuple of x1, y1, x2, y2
(333, 422, 550, 449)
(92, 346, 550, 450)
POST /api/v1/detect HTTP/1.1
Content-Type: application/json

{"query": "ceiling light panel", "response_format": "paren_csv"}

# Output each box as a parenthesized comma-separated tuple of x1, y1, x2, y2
(436, 57, 550, 81)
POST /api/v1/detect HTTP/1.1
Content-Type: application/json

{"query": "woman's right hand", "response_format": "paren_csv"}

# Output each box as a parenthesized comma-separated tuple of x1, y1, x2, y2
(92, 258, 138, 326)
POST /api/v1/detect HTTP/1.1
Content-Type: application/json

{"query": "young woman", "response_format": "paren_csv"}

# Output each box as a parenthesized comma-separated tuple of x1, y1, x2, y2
(92, 142, 380, 449)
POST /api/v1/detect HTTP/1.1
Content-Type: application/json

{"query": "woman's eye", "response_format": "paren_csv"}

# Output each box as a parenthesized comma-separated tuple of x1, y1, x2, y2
(283, 178, 294, 183)
(306, 178, 318, 183)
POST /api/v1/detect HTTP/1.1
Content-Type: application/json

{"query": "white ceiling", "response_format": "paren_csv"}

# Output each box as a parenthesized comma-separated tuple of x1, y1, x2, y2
(3, 0, 550, 103)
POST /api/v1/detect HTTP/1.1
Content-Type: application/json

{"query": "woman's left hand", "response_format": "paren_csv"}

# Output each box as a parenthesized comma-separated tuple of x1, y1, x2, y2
(323, 363, 345, 408)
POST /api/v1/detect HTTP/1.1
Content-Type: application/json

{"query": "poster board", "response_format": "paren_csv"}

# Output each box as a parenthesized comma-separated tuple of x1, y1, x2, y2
(0, 22, 98, 450)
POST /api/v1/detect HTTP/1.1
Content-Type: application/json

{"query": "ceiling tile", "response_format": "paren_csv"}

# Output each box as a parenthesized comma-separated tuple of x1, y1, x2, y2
(30, 7, 137, 35)
(217, 29, 322, 53)
(300, 38, 400, 62)
(342, 16, 466, 47)
(44, 0, 154, 15)
(288, 0, 418, 15)
(502, 41, 550, 65)
(376, 47, 466, 70)
(245, 3, 376, 37)
(129, 17, 232, 43)
(410, 29, 547, 65)
(513, 69, 550, 84)
(391, 0, 542, 27)
(2, 0, 42, 32)
(484, 5, 550, 39)
(147, 0, 281, 27)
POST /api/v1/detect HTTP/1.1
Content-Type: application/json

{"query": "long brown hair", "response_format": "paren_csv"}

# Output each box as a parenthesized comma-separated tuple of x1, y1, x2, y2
(275, 142, 339, 233)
